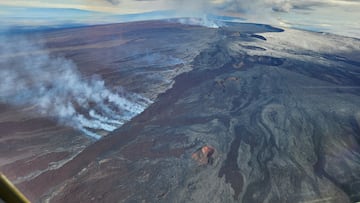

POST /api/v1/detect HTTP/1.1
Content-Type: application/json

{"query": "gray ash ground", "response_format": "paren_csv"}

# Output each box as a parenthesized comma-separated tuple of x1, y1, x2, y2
(1, 21, 360, 203)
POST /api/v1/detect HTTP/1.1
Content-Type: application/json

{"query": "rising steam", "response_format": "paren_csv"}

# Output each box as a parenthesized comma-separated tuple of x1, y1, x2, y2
(0, 37, 151, 139)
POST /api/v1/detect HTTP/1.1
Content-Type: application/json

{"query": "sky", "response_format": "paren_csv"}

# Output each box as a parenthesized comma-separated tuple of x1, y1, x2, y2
(0, 0, 359, 38)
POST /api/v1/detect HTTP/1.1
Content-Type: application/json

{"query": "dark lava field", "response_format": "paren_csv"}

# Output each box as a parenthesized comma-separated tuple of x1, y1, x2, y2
(1, 20, 360, 203)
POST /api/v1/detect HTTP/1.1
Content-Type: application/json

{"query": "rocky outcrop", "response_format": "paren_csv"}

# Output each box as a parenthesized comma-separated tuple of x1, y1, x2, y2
(192, 145, 216, 165)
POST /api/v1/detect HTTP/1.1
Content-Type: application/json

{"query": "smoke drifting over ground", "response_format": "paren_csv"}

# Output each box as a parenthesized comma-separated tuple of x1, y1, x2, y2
(0, 37, 151, 139)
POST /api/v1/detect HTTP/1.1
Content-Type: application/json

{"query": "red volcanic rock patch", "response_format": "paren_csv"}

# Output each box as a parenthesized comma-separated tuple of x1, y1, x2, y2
(191, 145, 215, 165)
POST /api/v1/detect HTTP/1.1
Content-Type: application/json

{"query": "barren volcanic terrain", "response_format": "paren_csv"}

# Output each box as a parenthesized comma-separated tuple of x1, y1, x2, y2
(0, 21, 215, 199)
(1, 21, 360, 203)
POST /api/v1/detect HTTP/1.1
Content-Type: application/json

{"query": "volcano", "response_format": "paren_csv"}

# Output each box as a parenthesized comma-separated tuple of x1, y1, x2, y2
(1, 20, 360, 203)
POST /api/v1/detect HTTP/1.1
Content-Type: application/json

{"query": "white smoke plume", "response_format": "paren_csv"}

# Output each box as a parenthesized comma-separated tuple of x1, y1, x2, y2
(167, 0, 222, 28)
(0, 37, 152, 139)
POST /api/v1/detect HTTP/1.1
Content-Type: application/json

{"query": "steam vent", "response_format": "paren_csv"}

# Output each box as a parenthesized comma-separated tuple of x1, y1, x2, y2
(192, 145, 216, 165)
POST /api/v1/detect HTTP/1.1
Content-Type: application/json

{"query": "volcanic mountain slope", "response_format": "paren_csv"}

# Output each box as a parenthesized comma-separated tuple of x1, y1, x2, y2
(40, 21, 218, 100)
(14, 22, 360, 202)
(0, 21, 216, 195)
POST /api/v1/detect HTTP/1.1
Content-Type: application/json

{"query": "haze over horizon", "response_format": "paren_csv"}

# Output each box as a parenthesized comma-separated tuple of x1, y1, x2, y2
(0, 0, 359, 38)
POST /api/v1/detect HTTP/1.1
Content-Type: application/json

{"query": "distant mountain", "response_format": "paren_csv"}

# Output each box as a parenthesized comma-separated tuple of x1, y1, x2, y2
(0, 6, 246, 35)
(0, 6, 177, 34)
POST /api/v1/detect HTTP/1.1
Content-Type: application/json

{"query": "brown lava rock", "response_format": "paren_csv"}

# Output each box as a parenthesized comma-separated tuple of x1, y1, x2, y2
(191, 145, 215, 165)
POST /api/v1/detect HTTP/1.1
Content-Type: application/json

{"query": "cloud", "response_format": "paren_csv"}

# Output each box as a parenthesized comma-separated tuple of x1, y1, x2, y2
(211, 0, 326, 13)
(88, 0, 359, 37)
(222, 0, 360, 13)
(104, 0, 121, 5)
(1, 0, 359, 37)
